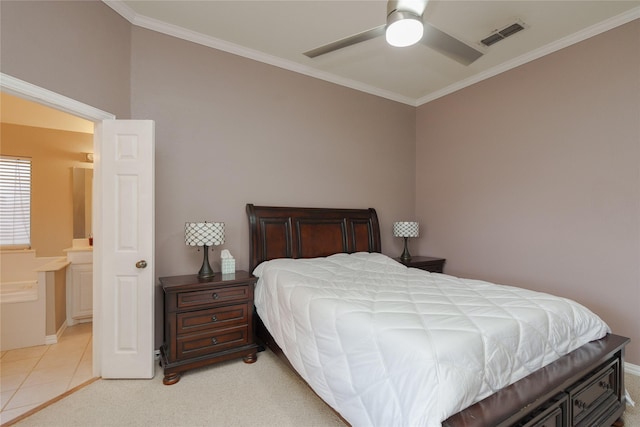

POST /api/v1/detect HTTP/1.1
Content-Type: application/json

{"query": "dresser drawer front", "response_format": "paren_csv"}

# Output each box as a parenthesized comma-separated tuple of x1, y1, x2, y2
(524, 406, 564, 427)
(176, 325, 249, 359)
(570, 359, 618, 425)
(517, 393, 568, 427)
(176, 303, 248, 334)
(176, 285, 250, 309)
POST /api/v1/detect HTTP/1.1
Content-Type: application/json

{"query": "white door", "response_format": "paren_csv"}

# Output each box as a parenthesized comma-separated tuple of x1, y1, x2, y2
(96, 120, 155, 379)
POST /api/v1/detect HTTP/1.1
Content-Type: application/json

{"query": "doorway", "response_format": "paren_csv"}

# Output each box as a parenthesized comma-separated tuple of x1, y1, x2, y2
(2, 73, 156, 384)
(1, 72, 115, 381)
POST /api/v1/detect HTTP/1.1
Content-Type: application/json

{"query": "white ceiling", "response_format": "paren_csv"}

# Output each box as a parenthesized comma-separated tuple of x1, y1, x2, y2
(107, 1, 639, 106)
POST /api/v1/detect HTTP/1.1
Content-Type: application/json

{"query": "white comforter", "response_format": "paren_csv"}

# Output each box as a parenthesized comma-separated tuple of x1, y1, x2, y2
(253, 252, 609, 427)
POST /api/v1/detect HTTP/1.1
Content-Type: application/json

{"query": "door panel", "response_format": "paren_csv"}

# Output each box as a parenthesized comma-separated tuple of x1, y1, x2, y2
(98, 120, 155, 379)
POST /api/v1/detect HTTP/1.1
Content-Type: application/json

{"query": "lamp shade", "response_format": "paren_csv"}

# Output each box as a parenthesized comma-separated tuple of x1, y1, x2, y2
(393, 221, 419, 238)
(385, 10, 424, 47)
(185, 222, 225, 247)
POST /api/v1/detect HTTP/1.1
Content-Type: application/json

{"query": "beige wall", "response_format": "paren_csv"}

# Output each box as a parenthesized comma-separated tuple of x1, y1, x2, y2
(44, 269, 67, 336)
(1, 124, 94, 256)
(130, 28, 417, 278)
(416, 20, 640, 364)
(0, 0, 131, 118)
(130, 28, 417, 345)
(54, 268, 67, 331)
(2, 0, 638, 365)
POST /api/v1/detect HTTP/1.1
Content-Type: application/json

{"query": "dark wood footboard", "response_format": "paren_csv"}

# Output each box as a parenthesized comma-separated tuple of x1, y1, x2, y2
(444, 334, 629, 427)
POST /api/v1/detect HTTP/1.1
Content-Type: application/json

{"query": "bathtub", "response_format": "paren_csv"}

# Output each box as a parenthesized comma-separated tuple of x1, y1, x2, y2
(0, 250, 69, 351)
(0, 280, 39, 303)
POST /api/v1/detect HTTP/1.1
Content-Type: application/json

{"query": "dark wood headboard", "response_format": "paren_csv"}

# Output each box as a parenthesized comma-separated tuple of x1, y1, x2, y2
(246, 204, 381, 272)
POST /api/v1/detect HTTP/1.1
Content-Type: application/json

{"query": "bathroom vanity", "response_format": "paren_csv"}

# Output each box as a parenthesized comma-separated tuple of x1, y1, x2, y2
(64, 239, 93, 325)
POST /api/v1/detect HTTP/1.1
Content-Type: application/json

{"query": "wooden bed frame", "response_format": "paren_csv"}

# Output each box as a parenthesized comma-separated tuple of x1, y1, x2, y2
(246, 203, 629, 427)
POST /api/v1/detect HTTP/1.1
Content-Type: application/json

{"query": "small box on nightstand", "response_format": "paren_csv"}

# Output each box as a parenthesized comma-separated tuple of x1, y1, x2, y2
(221, 258, 235, 274)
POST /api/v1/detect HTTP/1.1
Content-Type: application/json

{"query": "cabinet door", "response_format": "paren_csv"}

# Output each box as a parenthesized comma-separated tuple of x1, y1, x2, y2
(71, 264, 93, 320)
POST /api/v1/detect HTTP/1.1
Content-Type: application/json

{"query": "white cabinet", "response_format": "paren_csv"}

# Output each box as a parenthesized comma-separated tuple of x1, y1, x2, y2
(65, 247, 93, 325)
(70, 263, 93, 321)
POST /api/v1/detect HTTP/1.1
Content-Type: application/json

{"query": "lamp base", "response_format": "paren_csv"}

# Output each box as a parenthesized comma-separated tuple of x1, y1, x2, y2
(198, 245, 215, 279)
(399, 237, 412, 262)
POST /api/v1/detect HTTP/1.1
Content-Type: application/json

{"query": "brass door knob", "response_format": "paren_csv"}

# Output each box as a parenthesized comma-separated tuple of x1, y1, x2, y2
(135, 260, 147, 269)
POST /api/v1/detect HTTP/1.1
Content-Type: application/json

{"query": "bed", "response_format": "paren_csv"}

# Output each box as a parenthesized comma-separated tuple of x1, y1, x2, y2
(246, 203, 629, 427)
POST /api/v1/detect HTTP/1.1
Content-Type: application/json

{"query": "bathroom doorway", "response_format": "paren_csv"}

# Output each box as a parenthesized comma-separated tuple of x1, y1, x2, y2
(1, 73, 114, 380)
(1, 73, 156, 382)
(0, 90, 97, 422)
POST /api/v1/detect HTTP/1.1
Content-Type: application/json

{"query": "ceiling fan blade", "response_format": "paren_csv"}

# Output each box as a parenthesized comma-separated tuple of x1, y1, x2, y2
(421, 22, 484, 65)
(304, 25, 386, 58)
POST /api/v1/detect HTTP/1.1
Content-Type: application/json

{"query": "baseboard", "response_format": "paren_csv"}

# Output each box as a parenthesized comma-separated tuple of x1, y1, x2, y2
(45, 321, 67, 345)
(626, 362, 640, 377)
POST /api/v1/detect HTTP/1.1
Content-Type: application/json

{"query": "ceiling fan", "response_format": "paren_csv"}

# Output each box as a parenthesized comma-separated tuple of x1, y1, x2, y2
(304, 0, 484, 66)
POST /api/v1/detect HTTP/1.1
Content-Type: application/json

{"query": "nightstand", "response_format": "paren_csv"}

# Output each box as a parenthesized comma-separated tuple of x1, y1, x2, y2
(394, 256, 446, 273)
(159, 271, 259, 385)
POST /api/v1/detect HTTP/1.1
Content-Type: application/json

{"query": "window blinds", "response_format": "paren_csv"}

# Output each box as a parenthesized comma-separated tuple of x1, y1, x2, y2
(0, 156, 31, 248)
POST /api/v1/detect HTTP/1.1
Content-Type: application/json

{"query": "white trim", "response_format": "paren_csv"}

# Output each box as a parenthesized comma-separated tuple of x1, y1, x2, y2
(104, 1, 640, 107)
(102, 0, 136, 23)
(626, 362, 640, 377)
(0, 74, 115, 121)
(417, 6, 640, 105)
(45, 320, 68, 345)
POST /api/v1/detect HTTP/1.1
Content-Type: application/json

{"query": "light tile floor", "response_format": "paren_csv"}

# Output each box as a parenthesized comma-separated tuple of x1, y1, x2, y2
(0, 323, 93, 425)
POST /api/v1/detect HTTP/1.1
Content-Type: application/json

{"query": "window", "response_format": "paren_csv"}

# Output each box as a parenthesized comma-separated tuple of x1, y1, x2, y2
(0, 156, 32, 248)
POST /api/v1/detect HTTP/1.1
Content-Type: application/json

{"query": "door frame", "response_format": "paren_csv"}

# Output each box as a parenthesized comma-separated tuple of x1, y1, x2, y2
(1, 72, 115, 377)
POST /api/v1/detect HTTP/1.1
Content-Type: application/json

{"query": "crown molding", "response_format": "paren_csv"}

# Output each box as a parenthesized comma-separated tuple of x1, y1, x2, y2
(416, 6, 640, 106)
(102, 1, 416, 106)
(102, 0, 137, 23)
(104, 1, 639, 108)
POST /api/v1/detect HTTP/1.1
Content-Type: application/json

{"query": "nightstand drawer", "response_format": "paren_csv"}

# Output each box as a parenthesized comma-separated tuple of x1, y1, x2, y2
(176, 303, 248, 335)
(176, 284, 250, 309)
(176, 325, 249, 360)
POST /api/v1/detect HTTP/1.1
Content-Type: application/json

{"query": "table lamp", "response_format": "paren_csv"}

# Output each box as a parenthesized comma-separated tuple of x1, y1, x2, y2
(185, 221, 225, 278)
(393, 221, 419, 261)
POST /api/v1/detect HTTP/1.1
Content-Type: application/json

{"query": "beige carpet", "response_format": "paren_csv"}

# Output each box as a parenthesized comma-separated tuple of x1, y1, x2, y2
(9, 349, 640, 426)
(625, 371, 640, 427)
(11, 350, 345, 427)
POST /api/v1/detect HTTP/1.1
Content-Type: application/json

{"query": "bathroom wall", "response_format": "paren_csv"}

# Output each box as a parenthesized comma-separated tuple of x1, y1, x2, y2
(46, 268, 67, 336)
(44, 268, 67, 335)
(1, 123, 93, 256)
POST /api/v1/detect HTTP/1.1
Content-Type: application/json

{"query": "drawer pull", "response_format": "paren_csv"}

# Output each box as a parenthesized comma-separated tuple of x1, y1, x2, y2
(211, 337, 218, 345)
(599, 381, 611, 390)
(211, 315, 217, 322)
(212, 293, 219, 300)
(574, 399, 587, 409)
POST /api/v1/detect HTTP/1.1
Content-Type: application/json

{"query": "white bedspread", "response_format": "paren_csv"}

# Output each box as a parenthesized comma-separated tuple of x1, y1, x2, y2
(253, 252, 610, 427)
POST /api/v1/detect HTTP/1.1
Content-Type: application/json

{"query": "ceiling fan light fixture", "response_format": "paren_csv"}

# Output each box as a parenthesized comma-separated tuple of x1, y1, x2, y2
(385, 10, 423, 47)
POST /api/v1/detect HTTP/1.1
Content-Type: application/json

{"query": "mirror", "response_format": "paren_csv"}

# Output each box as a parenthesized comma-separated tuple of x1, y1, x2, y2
(73, 167, 93, 238)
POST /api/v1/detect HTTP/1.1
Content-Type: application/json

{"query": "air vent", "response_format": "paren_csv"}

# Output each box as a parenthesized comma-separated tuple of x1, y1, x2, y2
(481, 20, 527, 47)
